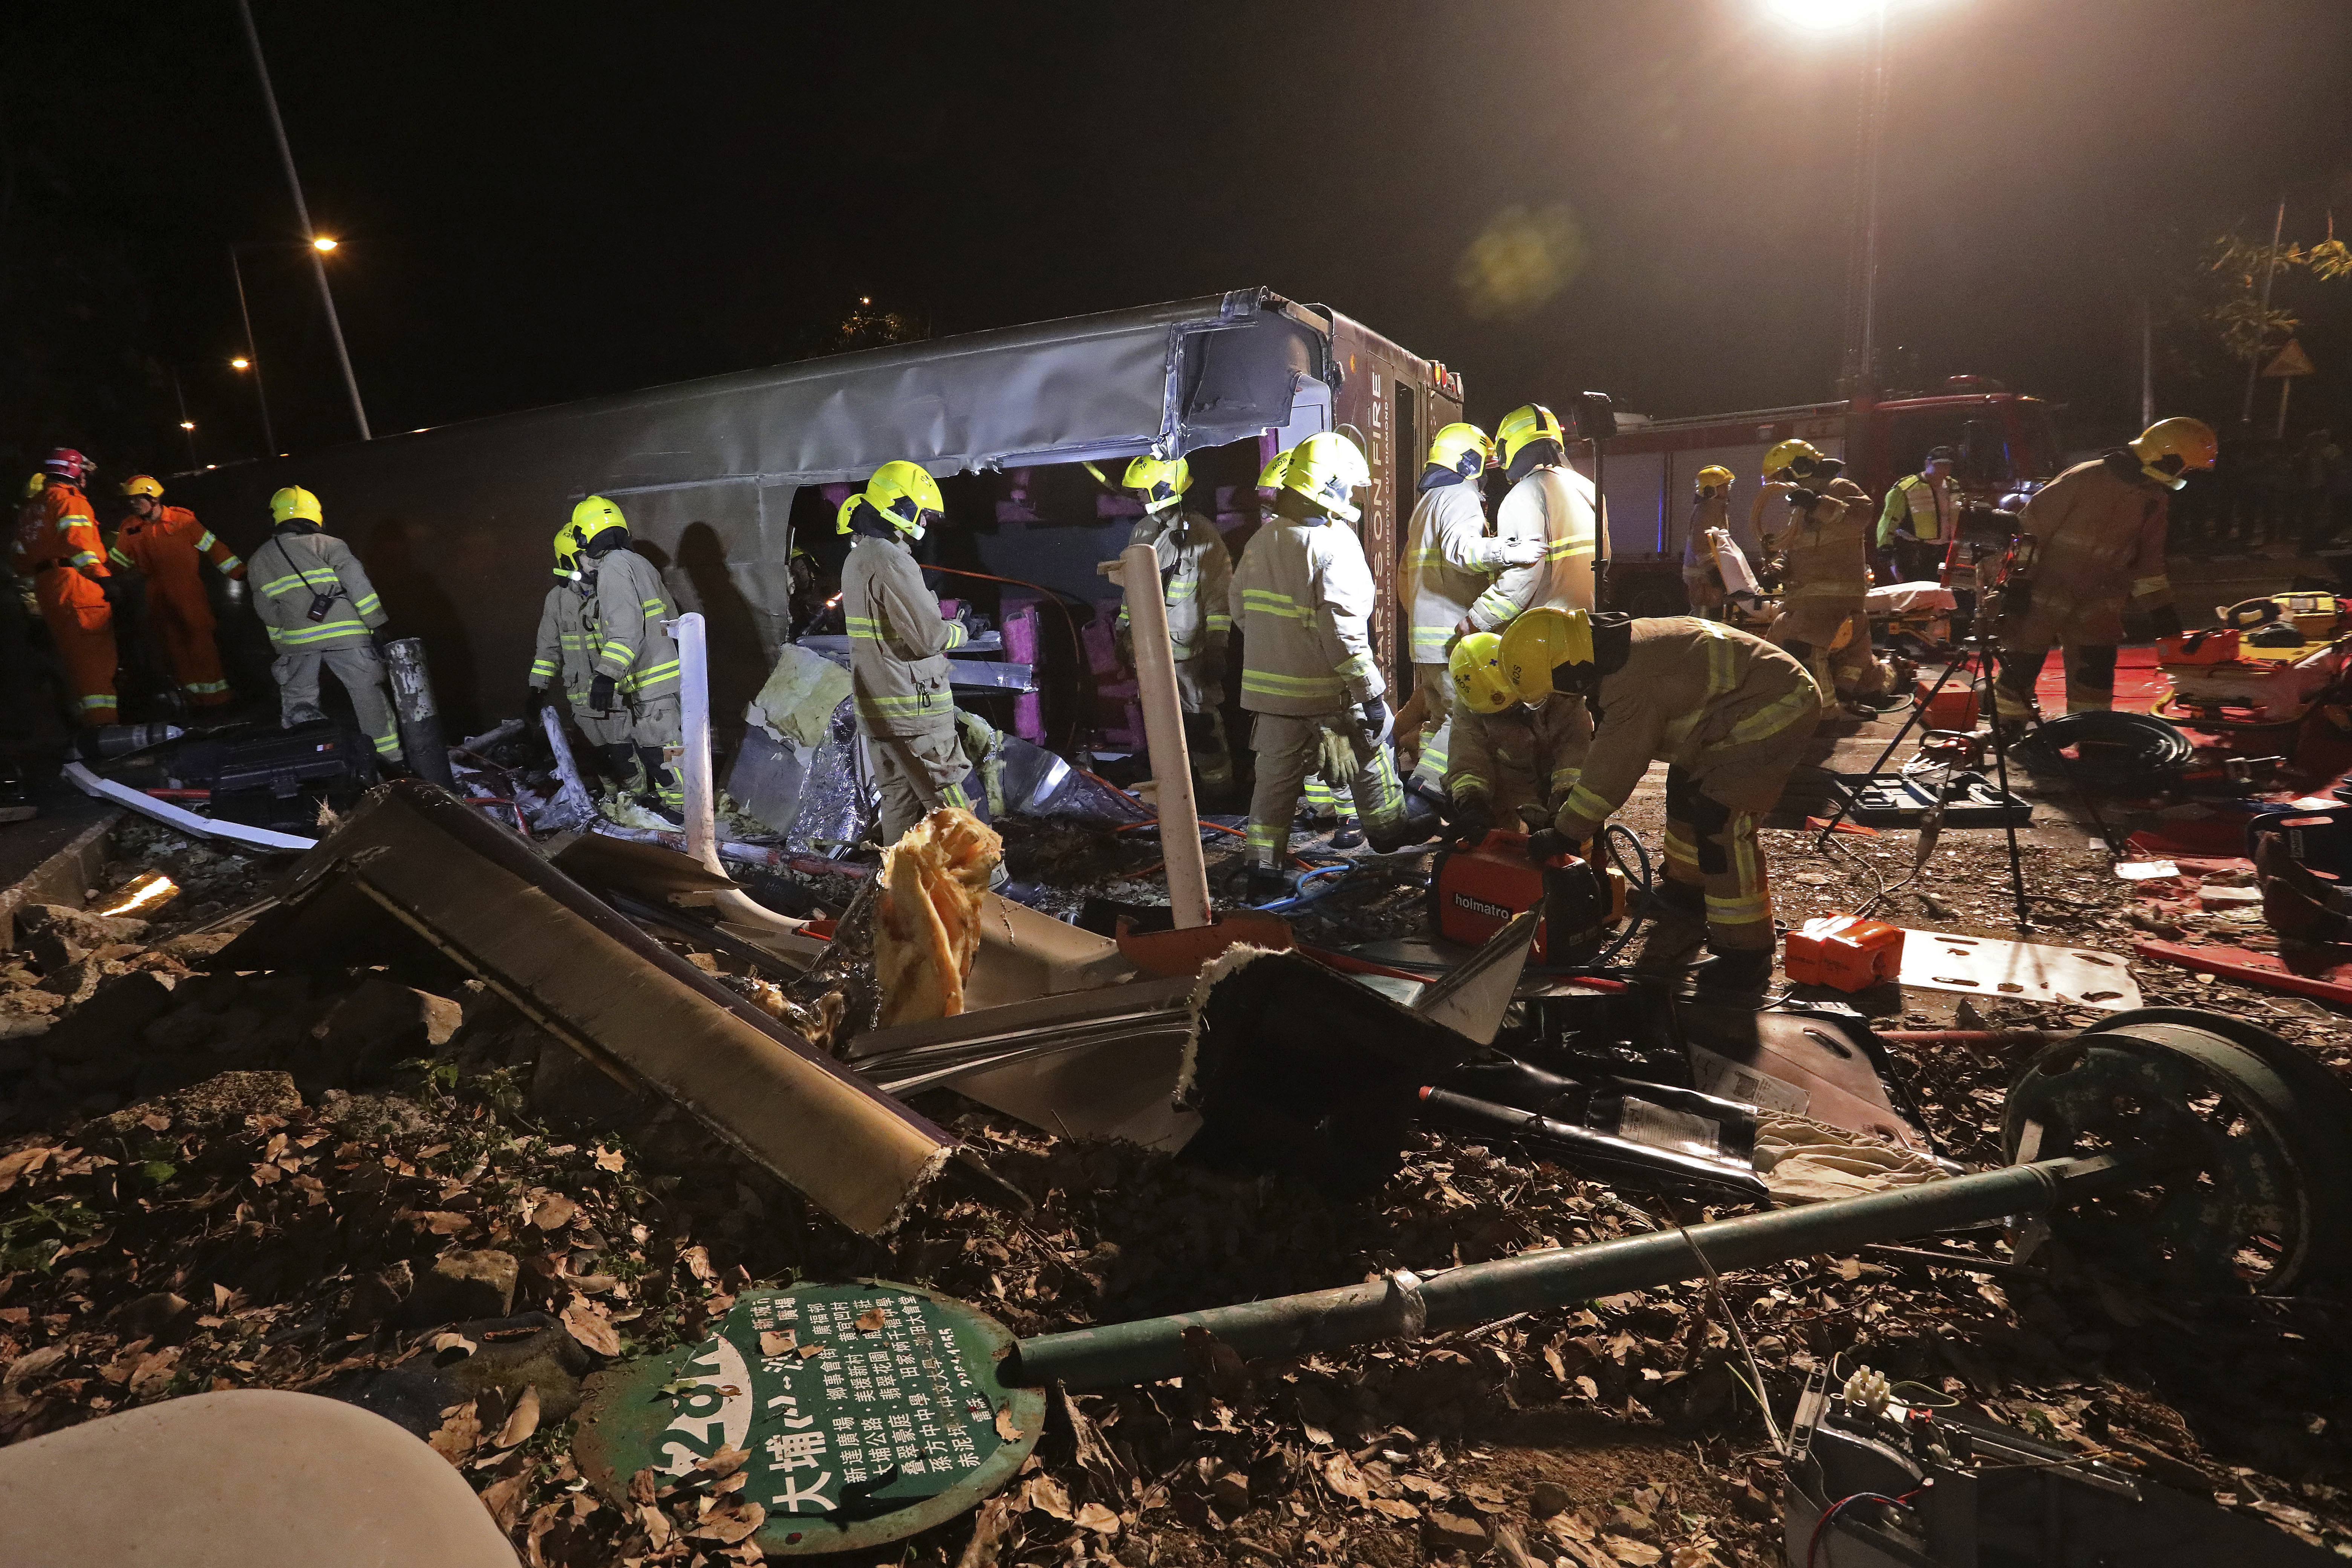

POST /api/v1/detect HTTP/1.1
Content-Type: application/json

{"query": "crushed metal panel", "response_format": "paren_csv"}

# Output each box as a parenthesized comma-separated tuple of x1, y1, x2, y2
(215, 782, 978, 1236)
(548, 831, 740, 903)
(963, 893, 1139, 1010)
(847, 976, 1200, 1151)
(1898, 930, 2142, 1010)
(1680, 1003, 1934, 1155)
(1410, 907, 1539, 1045)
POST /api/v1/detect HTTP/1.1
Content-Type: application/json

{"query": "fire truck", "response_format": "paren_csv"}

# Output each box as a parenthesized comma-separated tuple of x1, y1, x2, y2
(1579, 379, 2064, 615)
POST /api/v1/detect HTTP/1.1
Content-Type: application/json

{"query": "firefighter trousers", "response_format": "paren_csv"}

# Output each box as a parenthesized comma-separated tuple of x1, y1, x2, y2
(38, 595, 117, 727)
(273, 644, 403, 762)
(1995, 641, 2116, 718)
(1408, 661, 1454, 790)
(151, 583, 231, 707)
(1172, 654, 1233, 792)
(1244, 710, 1404, 870)
(868, 716, 974, 844)
(1660, 766, 1775, 953)
(577, 693, 684, 807)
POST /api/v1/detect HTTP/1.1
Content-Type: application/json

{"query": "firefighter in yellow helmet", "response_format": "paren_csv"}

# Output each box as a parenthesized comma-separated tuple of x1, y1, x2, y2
(1440, 629, 1592, 847)
(1681, 465, 1738, 617)
(566, 496, 684, 822)
(246, 485, 403, 763)
(112, 475, 245, 709)
(1993, 417, 2211, 721)
(1396, 422, 1541, 788)
(1113, 455, 1234, 793)
(1227, 432, 1430, 898)
(839, 460, 977, 842)
(1461, 404, 1599, 635)
(526, 519, 608, 786)
(1501, 606, 1821, 993)
(1758, 438, 1879, 711)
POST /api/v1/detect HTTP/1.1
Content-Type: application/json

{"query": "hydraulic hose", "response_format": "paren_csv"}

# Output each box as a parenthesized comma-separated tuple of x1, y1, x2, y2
(2014, 710, 2193, 793)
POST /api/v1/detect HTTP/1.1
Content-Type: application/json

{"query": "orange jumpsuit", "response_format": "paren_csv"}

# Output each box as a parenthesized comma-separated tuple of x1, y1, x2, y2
(11, 482, 116, 724)
(110, 505, 243, 707)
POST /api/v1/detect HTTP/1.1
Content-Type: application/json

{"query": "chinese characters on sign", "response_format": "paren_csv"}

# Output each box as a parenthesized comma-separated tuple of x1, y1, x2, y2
(658, 1285, 1007, 1520)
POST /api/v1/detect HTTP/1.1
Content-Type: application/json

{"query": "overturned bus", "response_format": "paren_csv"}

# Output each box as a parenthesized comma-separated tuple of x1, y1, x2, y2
(181, 289, 1464, 805)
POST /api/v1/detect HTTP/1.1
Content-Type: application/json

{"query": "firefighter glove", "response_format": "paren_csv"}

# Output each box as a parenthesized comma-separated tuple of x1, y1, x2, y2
(1357, 695, 1391, 744)
(1451, 797, 1494, 847)
(589, 674, 618, 713)
(93, 572, 126, 613)
(524, 685, 546, 714)
(1786, 488, 1822, 509)
(222, 577, 246, 608)
(2147, 603, 2183, 639)
(1498, 537, 1544, 568)
(1526, 827, 1579, 868)
(1196, 640, 1226, 685)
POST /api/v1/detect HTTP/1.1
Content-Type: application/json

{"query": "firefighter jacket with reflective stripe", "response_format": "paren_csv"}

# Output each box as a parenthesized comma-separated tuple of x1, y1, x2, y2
(248, 525, 385, 650)
(529, 580, 600, 703)
(1682, 493, 1730, 583)
(1771, 478, 1873, 599)
(1400, 479, 1506, 661)
(1229, 514, 1383, 715)
(111, 506, 243, 594)
(1877, 471, 1957, 548)
(1554, 617, 1819, 839)
(1469, 465, 1597, 631)
(842, 533, 966, 736)
(1114, 506, 1231, 658)
(1446, 693, 1593, 818)
(589, 548, 679, 698)
(2014, 454, 2174, 637)
(12, 483, 109, 580)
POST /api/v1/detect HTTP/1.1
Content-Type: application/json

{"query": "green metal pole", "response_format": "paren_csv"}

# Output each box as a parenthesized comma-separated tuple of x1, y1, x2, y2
(1011, 1154, 2140, 1392)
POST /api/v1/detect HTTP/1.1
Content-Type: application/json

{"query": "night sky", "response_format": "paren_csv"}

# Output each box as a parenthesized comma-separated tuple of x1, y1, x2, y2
(6, 0, 2350, 479)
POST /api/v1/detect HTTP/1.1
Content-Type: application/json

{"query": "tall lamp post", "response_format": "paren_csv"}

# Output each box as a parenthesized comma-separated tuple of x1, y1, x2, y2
(234, 0, 372, 441)
(228, 246, 280, 456)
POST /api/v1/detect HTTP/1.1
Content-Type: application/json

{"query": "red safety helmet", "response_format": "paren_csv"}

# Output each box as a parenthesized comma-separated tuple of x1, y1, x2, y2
(43, 448, 93, 483)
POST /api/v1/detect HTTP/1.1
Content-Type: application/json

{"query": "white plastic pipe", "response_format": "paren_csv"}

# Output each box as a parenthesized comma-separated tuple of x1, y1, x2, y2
(1106, 543, 1212, 929)
(669, 613, 807, 940)
(672, 613, 720, 873)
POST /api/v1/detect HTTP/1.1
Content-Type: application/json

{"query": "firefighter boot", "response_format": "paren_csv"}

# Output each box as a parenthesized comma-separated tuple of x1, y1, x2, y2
(1634, 878, 1708, 966)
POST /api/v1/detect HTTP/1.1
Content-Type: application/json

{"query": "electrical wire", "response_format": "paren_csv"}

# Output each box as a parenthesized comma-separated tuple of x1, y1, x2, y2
(1806, 1488, 1921, 1568)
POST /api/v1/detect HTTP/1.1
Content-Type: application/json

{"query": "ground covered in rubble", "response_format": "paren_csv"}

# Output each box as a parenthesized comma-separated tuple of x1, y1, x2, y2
(2, 814, 2350, 1565)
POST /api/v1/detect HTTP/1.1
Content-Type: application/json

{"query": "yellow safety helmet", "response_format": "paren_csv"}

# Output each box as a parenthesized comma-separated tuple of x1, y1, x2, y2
(22, 474, 45, 499)
(1280, 431, 1371, 522)
(1255, 450, 1290, 492)
(1427, 422, 1495, 476)
(1495, 404, 1567, 468)
(1123, 455, 1190, 510)
(1497, 606, 1593, 702)
(836, 458, 945, 537)
(120, 474, 164, 500)
(270, 485, 323, 525)
(1448, 631, 1515, 715)
(571, 494, 629, 547)
(1761, 438, 1826, 482)
(2128, 416, 2219, 491)
(1695, 464, 1735, 497)
(551, 522, 583, 582)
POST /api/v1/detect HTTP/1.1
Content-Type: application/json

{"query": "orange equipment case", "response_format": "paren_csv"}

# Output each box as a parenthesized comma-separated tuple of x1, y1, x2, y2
(1783, 914, 1905, 991)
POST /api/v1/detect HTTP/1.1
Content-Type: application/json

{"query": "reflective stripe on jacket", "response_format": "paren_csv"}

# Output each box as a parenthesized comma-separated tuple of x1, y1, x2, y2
(1400, 480, 1503, 661)
(1469, 465, 1596, 631)
(531, 581, 601, 704)
(1772, 478, 1872, 599)
(248, 526, 383, 650)
(1114, 506, 1232, 658)
(590, 548, 680, 698)
(1555, 617, 1820, 837)
(843, 534, 965, 735)
(1229, 514, 1382, 716)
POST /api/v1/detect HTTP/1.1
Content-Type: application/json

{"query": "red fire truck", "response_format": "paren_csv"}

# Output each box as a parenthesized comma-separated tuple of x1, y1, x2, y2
(1580, 379, 2064, 615)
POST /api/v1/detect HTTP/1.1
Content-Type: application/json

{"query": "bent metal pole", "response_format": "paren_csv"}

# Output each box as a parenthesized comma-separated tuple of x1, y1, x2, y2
(1104, 542, 1212, 928)
(1010, 1153, 2145, 1391)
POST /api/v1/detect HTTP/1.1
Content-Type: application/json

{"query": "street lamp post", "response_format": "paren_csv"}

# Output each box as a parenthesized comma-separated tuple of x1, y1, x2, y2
(228, 245, 280, 455)
(233, 0, 372, 441)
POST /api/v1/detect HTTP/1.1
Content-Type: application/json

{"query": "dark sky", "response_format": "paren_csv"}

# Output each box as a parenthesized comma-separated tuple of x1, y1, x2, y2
(6, 0, 2351, 476)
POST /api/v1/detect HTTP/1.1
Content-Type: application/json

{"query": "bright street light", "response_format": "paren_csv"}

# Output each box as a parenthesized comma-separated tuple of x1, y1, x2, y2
(230, 356, 252, 371)
(311, 235, 339, 252)
(179, 421, 196, 431)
